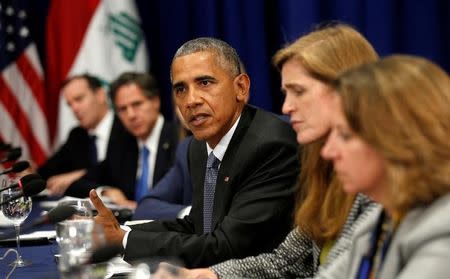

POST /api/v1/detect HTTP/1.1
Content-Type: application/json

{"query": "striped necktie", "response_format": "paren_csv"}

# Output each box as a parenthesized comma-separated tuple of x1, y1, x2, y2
(203, 152, 220, 233)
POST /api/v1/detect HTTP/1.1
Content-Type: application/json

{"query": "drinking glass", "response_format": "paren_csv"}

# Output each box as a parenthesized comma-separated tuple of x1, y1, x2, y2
(57, 219, 105, 278)
(0, 179, 11, 226)
(0, 187, 32, 267)
(55, 199, 94, 263)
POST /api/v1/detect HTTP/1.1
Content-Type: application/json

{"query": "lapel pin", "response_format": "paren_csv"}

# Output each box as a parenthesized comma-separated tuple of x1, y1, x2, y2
(162, 142, 170, 150)
(224, 176, 229, 182)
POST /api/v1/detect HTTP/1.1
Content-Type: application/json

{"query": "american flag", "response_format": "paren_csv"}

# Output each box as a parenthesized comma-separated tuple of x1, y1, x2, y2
(0, 0, 50, 165)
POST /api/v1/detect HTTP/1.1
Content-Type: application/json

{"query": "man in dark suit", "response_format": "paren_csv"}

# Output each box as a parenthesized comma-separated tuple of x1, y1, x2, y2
(38, 74, 128, 196)
(90, 38, 299, 267)
(67, 72, 178, 208)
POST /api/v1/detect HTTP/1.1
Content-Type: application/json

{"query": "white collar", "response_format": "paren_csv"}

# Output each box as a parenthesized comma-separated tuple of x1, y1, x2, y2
(138, 114, 164, 150)
(89, 110, 113, 139)
(206, 114, 241, 162)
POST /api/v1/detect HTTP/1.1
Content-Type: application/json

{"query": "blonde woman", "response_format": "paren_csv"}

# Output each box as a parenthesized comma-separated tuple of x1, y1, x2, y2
(320, 55, 450, 279)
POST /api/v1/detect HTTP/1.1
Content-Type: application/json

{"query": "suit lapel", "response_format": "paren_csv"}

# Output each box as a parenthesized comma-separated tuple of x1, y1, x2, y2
(188, 106, 256, 232)
(153, 121, 177, 184)
(106, 116, 138, 199)
(106, 116, 125, 155)
(212, 106, 255, 230)
(188, 139, 208, 233)
(349, 207, 382, 278)
(123, 135, 139, 199)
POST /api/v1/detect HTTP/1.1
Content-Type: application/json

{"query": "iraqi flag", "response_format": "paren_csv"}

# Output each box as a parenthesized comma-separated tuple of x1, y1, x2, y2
(45, 0, 148, 149)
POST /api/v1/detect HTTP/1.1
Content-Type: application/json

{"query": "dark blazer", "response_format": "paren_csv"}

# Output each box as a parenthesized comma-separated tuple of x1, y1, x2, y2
(65, 120, 179, 200)
(133, 136, 192, 220)
(37, 116, 126, 180)
(125, 105, 299, 267)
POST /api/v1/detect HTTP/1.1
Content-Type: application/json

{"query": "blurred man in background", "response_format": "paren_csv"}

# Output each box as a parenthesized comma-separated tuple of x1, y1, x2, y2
(38, 74, 130, 197)
(68, 72, 178, 208)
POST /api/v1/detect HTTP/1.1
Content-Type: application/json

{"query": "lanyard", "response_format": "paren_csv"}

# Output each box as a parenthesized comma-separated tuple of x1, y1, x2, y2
(356, 210, 394, 279)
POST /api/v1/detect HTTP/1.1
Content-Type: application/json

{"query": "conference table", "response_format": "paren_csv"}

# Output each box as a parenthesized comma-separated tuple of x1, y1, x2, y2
(0, 194, 141, 279)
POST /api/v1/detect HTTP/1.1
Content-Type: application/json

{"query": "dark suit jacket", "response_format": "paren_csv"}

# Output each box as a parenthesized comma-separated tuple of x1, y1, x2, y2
(37, 116, 126, 180)
(65, 120, 179, 200)
(125, 105, 299, 267)
(132, 136, 193, 220)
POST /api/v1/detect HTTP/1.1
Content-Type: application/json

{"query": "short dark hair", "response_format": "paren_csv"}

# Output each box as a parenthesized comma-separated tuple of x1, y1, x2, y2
(109, 72, 160, 103)
(172, 37, 242, 77)
(62, 73, 103, 92)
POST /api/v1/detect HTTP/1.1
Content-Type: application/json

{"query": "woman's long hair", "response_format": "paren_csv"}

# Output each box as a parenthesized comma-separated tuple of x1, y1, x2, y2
(336, 55, 450, 220)
(273, 23, 378, 245)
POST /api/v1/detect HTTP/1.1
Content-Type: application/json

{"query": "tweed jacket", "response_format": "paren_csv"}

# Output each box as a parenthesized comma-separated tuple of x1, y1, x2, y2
(211, 194, 379, 278)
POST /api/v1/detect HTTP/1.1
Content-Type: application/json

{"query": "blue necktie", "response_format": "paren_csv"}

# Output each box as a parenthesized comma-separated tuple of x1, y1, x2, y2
(88, 135, 97, 165)
(203, 152, 220, 233)
(135, 146, 150, 201)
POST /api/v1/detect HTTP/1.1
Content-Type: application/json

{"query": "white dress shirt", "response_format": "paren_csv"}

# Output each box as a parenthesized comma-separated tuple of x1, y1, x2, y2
(89, 110, 114, 162)
(136, 114, 164, 190)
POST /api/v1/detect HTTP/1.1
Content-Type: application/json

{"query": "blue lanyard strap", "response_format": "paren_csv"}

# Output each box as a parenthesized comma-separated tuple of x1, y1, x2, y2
(356, 210, 394, 279)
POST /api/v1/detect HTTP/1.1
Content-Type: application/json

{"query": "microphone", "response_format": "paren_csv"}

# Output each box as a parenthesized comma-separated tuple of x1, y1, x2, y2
(22, 179, 46, 196)
(0, 161, 30, 175)
(19, 173, 42, 184)
(0, 173, 43, 193)
(0, 142, 11, 151)
(0, 147, 22, 163)
(30, 204, 77, 227)
(0, 179, 46, 206)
